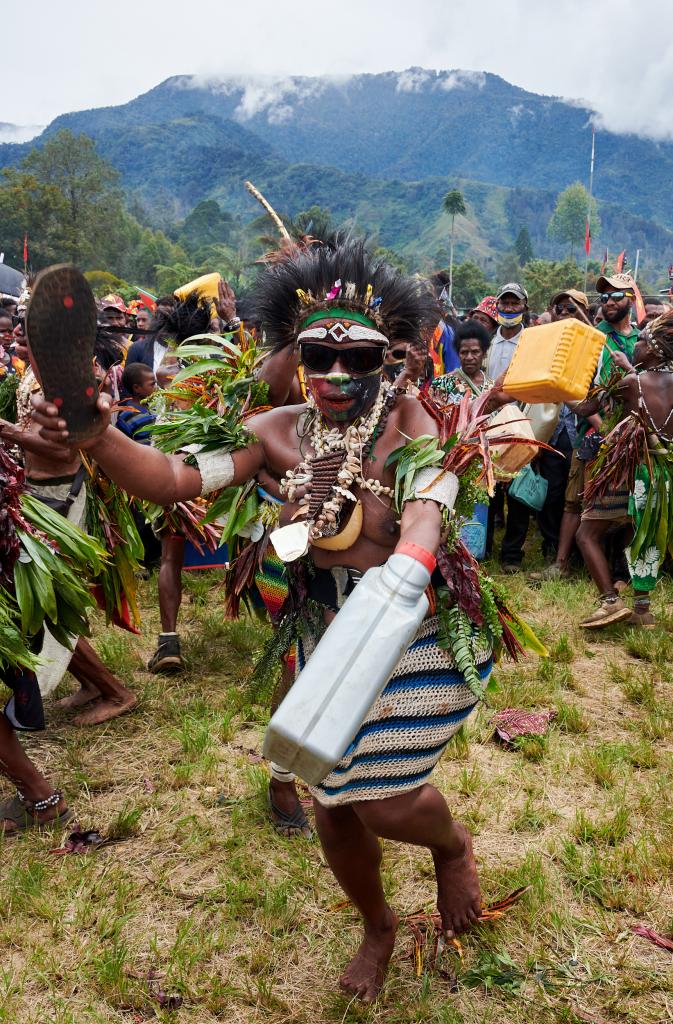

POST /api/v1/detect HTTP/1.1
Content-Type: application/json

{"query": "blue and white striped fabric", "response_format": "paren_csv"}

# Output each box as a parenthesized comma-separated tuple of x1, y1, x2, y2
(301, 615, 491, 807)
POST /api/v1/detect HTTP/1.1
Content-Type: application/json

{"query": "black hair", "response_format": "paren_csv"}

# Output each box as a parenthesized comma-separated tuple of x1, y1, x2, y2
(453, 319, 491, 355)
(0, 297, 17, 309)
(122, 362, 155, 394)
(156, 295, 177, 308)
(254, 234, 438, 352)
(94, 330, 124, 372)
(153, 292, 210, 343)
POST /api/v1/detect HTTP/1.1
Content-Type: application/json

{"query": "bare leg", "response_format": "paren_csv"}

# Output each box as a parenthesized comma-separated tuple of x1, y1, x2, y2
(268, 662, 309, 835)
(555, 510, 580, 569)
(68, 638, 137, 726)
(159, 535, 184, 633)
(353, 785, 481, 936)
(0, 715, 68, 833)
(576, 519, 615, 595)
(313, 799, 397, 1003)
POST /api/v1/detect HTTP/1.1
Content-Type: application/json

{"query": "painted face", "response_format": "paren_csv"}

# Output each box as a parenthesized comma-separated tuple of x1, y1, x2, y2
(300, 318, 386, 422)
(306, 367, 381, 422)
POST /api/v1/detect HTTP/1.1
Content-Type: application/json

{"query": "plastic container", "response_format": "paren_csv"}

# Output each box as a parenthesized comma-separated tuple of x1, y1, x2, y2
(174, 272, 221, 313)
(503, 318, 605, 403)
(460, 502, 488, 560)
(263, 553, 431, 785)
(485, 403, 537, 475)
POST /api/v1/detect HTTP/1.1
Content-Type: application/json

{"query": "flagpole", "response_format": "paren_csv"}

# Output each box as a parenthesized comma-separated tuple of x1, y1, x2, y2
(584, 126, 596, 291)
(633, 248, 640, 283)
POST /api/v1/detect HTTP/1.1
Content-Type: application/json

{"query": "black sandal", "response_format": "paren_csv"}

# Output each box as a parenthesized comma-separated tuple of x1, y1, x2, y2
(268, 791, 313, 839)
(26, 264, 102, 442)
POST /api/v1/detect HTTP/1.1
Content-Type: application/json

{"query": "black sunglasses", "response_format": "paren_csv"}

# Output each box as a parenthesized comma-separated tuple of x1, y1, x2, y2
(554, 303, 577, 315)
(600, 291, 630, 303)
(300, 343, 386, 375)
(388, 347, 408, 361)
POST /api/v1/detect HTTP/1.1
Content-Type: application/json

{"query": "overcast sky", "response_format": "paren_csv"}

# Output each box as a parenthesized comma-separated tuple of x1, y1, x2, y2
(5, 0, 673, 140)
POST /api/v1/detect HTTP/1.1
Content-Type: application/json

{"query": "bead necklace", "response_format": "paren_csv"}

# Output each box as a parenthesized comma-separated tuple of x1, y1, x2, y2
(281, 382, 395, 540)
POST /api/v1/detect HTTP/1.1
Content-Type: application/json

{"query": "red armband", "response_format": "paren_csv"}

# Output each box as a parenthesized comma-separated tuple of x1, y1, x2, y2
(396, 541, 437, 574)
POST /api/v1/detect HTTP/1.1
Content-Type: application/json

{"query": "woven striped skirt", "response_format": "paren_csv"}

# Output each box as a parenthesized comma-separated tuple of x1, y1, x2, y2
(298, 615, 491, 807)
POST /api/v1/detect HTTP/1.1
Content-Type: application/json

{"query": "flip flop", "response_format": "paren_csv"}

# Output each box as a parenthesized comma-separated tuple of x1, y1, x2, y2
(268, 791, 313, 839)
(26, 264, 102, 442)
(0, 794, 74, 836)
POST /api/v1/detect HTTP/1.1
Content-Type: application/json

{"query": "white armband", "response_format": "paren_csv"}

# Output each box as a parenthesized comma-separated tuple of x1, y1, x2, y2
(412, 467, 459, 511)
(181, 445, 235, 495)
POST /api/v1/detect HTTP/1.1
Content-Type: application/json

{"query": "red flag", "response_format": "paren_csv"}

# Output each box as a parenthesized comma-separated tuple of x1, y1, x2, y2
(584, 218, 591, 256)
(616, 250, 626, 272)
(135, 287, 157, 313)
(23, 233, 28, 267)
(631, 281, 647, 326)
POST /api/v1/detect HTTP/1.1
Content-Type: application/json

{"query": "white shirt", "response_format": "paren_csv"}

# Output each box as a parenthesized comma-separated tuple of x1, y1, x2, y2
(485, 326, 523, 381)
(153, 340, 167, 373)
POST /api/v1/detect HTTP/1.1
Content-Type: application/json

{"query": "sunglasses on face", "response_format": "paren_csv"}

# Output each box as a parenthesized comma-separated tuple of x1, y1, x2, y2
(600, 291, 631, 303)
(554, 303, 577, 315)
(388, 347, 408, 361)
(300, 343, 386, 375)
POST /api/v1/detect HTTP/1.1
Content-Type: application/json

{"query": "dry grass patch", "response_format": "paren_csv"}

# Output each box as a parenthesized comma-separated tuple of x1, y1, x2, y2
(1, 569, 673, 1023)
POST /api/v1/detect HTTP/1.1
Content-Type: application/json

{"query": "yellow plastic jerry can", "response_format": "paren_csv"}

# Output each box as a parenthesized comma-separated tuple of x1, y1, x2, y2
(173, 272, 221, 313)
(502, 318, 605, 403)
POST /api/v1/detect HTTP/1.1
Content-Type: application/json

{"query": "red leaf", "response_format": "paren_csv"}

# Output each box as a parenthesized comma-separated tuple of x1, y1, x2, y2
(631, 924, 673, 952)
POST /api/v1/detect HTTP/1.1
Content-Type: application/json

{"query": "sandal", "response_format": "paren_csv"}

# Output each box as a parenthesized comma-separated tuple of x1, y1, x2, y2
(0, 793, 73, 836)
(580, 597, 632, 629)
(268, 791, 313, 840)
(26, 264, 102, 442)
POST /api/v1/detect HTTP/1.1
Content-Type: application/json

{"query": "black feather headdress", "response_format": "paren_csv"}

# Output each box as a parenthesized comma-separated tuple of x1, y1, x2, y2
(254, 235, 438, 352)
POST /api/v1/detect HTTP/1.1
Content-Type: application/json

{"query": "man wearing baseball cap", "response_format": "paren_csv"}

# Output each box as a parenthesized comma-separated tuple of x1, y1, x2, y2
(484, 283, 530, 570)
(468, 296, 498, 338)
(485, 283, 528, 381)
(593, 273, 639, 383)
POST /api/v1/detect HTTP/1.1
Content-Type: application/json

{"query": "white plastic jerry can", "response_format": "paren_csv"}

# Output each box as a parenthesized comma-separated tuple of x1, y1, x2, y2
(263, 553, 432, 786)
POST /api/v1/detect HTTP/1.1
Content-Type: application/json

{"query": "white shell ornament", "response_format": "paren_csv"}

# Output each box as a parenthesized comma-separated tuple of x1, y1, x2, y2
(270, 521, 312, 562)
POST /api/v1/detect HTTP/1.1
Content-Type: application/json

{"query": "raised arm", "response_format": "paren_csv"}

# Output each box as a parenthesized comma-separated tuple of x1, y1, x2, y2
(30, 393, 266, 504)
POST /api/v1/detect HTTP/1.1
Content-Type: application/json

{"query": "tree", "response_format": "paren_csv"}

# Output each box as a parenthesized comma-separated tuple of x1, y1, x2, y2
(522, 258, 583, 313)
(514, 226, 534, 265)
(21, 130, 124, 266)
(442, 189, 466, 304)
(547, 183, 600, 258)
(449, 261, 490, 309)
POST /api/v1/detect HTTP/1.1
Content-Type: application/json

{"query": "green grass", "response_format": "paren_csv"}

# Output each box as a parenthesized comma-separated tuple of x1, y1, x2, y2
(2, 569, 673, 1023)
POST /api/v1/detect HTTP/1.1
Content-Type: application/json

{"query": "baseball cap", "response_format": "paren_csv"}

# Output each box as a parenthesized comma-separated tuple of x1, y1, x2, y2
(469, 295, 498, 322)
(497, 282, 528, 303)
(595, 273, 635, 295)
(550, 288, 589, 311)
(101, 293, 128, 313)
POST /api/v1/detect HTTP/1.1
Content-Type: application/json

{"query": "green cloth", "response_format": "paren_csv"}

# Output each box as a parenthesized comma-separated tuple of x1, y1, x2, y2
(626, 464, 664, 593)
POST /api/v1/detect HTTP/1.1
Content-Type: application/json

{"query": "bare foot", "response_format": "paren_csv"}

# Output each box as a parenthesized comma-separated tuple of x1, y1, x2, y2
(55, 683, 100, 710)
(72, 691, 137, 726)
(339, 909, 398, 1003)
(433, 823, 481, 937)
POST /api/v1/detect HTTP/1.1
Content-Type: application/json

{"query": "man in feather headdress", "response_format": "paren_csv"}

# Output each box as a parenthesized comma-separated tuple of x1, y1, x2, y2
(31, 239, 512, 1002)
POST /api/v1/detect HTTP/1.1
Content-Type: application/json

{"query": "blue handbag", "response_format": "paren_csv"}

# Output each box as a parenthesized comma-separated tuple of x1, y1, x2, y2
(509, 463, 548, 511)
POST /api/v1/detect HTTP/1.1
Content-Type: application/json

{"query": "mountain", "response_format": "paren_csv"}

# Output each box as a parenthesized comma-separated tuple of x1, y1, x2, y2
(2, 69, 672, 273)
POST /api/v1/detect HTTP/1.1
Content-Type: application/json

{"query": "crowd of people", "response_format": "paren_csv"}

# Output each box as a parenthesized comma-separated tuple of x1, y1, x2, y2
(1, 240, 672, 1004)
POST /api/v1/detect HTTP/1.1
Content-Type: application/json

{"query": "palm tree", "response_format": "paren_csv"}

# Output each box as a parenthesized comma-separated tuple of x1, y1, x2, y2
(442, 189, 466, 304)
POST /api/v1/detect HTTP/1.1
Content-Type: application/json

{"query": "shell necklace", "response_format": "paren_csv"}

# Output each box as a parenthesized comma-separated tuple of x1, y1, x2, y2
(276, 382, 395, 556)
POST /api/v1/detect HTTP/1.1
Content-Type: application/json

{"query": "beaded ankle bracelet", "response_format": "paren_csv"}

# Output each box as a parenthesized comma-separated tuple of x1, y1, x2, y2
(16, 789, 62, 812)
